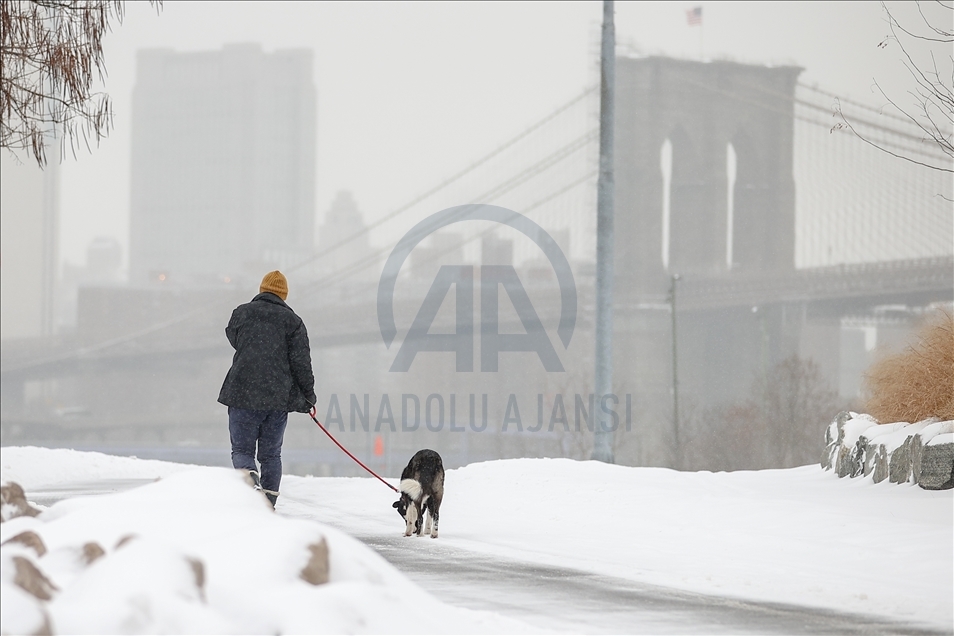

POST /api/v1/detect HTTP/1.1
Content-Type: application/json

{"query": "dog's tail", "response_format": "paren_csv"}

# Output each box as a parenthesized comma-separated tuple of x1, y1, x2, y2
(399, 478, 422, 501)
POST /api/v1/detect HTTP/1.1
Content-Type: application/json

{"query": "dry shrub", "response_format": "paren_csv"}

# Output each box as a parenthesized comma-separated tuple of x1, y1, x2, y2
(863, 310, 954, 423)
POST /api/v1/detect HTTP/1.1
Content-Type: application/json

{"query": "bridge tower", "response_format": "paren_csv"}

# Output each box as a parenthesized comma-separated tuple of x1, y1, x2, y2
(611, 57, 803, 468)
(614, 56, 802, 294)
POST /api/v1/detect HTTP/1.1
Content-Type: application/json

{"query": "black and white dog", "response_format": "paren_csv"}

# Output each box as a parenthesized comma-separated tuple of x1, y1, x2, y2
(392, 449, 443, 538)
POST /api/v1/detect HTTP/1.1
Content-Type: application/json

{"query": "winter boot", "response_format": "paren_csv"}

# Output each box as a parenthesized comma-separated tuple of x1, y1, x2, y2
(248, 470, 262, 491)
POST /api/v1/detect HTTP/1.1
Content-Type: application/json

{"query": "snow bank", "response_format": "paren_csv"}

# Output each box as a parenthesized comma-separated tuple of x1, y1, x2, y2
(1, 445, 190, 489)
(823, 412, 954, 488)
(0, 455, 536, 634)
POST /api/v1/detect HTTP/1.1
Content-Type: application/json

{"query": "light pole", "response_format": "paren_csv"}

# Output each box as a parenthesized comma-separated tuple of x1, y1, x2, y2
(669, 273, 681, 469)
(752, 305, 769, 381)
(592, 0, 616, 463)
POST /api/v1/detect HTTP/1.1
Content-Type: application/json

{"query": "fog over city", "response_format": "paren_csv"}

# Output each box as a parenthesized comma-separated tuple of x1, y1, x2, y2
(1, 1, 952, 476)
(50, 1, 954, 265)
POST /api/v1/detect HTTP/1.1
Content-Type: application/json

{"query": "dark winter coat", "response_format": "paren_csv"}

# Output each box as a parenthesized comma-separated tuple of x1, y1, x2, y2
(218, 292, 317, 413)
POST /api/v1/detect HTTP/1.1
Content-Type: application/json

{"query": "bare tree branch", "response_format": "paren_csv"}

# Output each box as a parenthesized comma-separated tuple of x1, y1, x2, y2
(831, 112, 953, 173)
(1, 0, 161, 167)
(834, 1, 954, 174)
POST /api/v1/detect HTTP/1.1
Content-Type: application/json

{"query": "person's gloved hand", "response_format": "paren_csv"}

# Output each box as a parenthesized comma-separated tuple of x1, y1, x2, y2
(305, 395, 317, 417)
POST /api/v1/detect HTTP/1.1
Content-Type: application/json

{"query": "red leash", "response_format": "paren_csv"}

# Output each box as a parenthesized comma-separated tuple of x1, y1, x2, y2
(309, 407, 398, 493)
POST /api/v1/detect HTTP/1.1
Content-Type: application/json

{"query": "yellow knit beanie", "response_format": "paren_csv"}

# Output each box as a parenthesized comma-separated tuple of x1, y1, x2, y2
(260, 270, 288, 300)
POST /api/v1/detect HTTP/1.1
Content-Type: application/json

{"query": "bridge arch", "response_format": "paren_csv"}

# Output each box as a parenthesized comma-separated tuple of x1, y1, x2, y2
(729, 129, 771, 272)
(666, 125, 717, 276)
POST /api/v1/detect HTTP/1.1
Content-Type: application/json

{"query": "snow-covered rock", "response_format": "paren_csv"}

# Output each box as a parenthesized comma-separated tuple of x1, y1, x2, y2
(921, 429, 954, 490)
(822, 412, 953, 489)
(1, 482, 41, 522)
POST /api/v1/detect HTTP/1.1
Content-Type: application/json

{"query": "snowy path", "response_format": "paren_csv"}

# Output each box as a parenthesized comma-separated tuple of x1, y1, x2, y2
(27, 479, 157, 507)
(353, 533, 946, 635)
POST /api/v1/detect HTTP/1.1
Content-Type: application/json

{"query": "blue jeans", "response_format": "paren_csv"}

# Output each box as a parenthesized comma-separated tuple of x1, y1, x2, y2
(228, 407, 288, 495)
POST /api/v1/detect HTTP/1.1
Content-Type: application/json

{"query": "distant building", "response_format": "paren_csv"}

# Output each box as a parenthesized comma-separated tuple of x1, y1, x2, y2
(481, 235, 513, 267)
(129, 43, 316, 286)
(412, 232, 464, 280)
(59, 237, 124, 331)
(317, 191, 375, 284)
(0, 152, 59, 340)
(85, 236, 123, 281)
(520, 227, 570, 284)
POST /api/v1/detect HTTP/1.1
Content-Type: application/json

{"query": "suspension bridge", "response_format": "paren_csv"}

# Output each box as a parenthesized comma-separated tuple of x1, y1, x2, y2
(2, 56, 951, 469)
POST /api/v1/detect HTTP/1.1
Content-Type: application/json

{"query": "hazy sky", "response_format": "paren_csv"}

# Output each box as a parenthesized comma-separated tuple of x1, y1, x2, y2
(54, 1, 945, 268)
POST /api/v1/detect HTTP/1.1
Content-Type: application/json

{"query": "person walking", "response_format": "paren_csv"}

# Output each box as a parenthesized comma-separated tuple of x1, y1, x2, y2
(218, 270, 316, 507)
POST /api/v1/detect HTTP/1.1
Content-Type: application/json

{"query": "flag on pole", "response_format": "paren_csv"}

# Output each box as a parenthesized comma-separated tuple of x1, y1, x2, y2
(686, 6, 702, 26)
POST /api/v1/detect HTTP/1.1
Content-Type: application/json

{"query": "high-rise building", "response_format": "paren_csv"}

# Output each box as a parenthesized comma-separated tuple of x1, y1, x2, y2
(0, 152, 59, 340)
(129, 43, 316, 285)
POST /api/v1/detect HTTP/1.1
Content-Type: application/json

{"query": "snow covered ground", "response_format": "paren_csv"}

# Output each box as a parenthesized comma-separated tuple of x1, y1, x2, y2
(2, 446, 952, 634)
